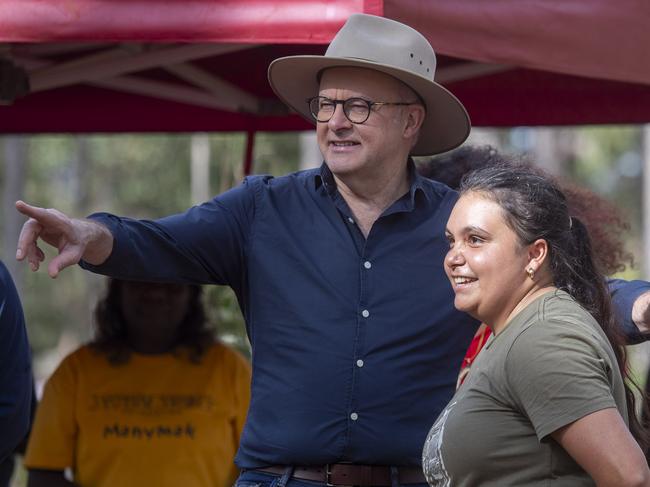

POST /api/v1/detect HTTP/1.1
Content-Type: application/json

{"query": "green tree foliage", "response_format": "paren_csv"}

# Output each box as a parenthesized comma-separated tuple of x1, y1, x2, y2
(569, 127, 644, 278)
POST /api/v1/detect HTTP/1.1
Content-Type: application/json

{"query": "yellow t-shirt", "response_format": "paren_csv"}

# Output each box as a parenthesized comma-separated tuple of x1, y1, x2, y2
(24, 342, 251, 487)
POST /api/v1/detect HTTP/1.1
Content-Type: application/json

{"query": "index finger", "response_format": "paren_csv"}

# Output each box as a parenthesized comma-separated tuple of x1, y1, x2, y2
(15, 200, 52, 222)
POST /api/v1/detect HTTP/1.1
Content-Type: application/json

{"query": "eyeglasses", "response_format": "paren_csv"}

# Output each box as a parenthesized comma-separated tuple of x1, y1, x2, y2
(307, 96, 418, 124)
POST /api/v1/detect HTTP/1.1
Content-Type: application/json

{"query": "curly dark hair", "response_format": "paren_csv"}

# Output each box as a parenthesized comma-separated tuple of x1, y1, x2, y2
(560, 183, 633, 275)
(419, 145, 634, 275)
(460, 162, 648, 452)
(417, 145, 505, 187)
(91, 279, 215, 365)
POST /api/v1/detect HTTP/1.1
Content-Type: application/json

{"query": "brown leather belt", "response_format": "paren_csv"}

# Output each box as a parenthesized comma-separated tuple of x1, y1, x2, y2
(256, 464, 426, 486)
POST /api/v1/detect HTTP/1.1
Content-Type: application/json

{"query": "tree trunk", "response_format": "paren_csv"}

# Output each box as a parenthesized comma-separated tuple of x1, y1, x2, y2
(2, 136, 27, 293)
(191, 134, 211, 205)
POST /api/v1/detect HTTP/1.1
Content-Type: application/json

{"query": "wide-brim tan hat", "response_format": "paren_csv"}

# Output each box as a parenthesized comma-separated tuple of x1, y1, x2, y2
(268, 13, 471, 156)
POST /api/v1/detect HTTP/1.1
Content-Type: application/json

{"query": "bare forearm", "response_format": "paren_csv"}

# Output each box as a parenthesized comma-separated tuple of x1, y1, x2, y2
(552, 409, 650, 487)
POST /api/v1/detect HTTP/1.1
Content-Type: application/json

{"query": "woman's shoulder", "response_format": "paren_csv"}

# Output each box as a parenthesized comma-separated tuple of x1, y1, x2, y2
(540, 290, 597, 322)
(41, 344, 106, 389)
(56, 344, 102, 368)
(516, 290, 602, 339)
(507, 290, 613, 364)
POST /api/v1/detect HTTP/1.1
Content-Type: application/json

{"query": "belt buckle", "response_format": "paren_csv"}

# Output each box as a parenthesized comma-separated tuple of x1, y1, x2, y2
(325, 464, 354, 487)
(326, 464, 334, 487)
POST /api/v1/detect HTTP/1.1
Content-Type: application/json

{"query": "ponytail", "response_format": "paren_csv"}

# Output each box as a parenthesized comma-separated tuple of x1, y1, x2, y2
(554, 217, 605, 319)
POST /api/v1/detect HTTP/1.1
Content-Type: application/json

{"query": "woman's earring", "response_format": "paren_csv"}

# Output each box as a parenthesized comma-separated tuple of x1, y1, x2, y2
(526, 267, 535, 280)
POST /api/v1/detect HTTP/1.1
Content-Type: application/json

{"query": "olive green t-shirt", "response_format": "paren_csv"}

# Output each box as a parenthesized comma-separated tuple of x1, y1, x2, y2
(422, 290, 628, 487)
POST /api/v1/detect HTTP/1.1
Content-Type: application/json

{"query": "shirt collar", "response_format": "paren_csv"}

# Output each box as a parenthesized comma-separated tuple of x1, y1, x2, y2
(315, 162, 337, 196)
(315, 159, 429, 205)
(408, 158, 430, 204)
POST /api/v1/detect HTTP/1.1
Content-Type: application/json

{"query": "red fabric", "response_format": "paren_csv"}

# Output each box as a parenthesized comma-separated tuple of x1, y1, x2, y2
(5, 1, 647, 83)
(3, 65, 650, 134)
(457, 324, 492, 388)
(0, 0, 373, 43)
(1, 1, 650, 132)
(0, 79, 313, 134)
(386, 0, 650, 86)
(449, 68, 650, 127)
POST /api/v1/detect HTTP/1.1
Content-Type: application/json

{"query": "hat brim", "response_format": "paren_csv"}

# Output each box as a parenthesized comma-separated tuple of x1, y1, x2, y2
(268, 56, 471, 156)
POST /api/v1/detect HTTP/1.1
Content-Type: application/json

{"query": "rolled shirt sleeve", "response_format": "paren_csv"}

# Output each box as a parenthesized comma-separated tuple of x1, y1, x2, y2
(608, 278, 650, 344)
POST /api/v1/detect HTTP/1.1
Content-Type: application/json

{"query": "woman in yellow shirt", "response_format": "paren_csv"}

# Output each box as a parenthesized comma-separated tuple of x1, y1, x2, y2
(25, 279, 251, 487)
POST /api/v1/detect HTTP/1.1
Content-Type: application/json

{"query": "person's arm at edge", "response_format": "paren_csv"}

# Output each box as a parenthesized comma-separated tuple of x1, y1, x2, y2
(0, 261, 33, 460)
(552, 408, 650, 487)
(28, 469, 76, 487)
(608, 278, 650, 341)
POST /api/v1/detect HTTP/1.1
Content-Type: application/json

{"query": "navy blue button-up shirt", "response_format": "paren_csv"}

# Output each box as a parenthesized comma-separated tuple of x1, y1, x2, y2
(83, 163, 478, 467)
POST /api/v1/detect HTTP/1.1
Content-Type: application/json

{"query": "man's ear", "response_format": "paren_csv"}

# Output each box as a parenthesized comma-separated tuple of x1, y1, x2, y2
(403, 105, 426, 138)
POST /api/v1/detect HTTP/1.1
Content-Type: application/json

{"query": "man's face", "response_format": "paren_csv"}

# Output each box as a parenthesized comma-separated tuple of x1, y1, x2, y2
(317, 67, 418, 179)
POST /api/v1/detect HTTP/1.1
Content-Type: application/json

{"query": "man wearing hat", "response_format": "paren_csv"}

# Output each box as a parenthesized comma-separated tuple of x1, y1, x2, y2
(15, 13, 650, 487)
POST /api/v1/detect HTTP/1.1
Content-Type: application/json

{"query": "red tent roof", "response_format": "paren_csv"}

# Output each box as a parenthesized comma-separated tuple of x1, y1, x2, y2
(1, 0, 649, 133)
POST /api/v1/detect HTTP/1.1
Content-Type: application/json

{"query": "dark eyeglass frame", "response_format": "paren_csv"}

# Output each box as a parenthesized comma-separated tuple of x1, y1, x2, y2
(307, 96, 418, 124)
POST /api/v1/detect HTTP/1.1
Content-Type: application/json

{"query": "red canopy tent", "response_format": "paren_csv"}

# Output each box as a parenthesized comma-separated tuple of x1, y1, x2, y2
(1, 0, 649, 138)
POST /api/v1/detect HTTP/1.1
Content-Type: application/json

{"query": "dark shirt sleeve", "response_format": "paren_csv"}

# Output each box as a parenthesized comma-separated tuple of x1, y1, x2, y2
(80, 176, 259, 289)
(0, 261, 33, 461)
(608, 278, 650, 344)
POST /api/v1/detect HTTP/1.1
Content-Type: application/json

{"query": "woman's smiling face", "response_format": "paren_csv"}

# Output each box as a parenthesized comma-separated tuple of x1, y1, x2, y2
(444, 190, 533, 330)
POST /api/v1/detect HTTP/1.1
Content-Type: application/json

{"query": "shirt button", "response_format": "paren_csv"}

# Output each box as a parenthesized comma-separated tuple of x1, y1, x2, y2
(350, 412, 359, 421)
(347, 217, 355, 224)
(356, 359, 364, 368)
(361, 309, 370, 318)
(363, 261, 372, 269)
